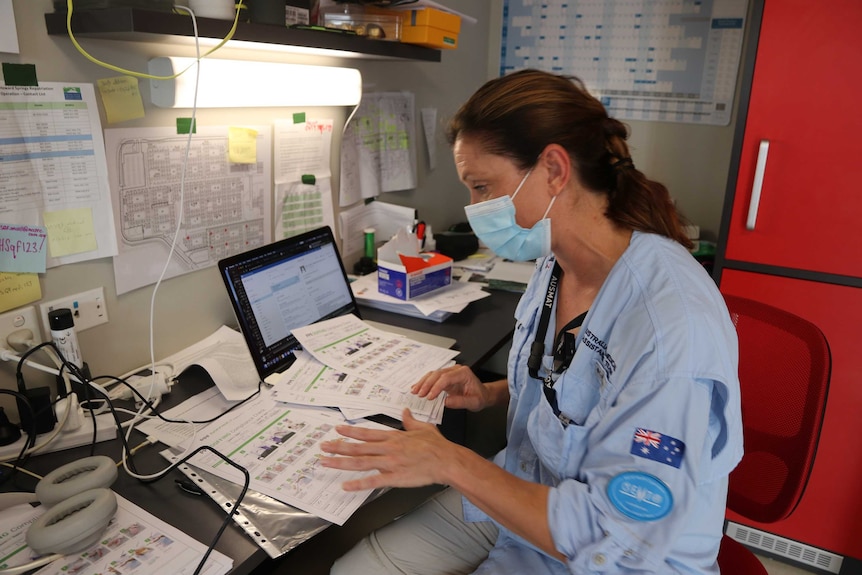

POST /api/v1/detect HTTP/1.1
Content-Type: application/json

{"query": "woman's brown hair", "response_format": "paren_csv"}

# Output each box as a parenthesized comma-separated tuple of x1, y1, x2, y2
(446, 69, 692, 249)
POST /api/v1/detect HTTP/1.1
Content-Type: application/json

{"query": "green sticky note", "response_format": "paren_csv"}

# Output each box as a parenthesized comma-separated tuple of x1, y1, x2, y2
(293, 112, 306, 124)
(176, 117, 197, 134)
(301, 174, 316, 185)
(2, 63, 38, 87)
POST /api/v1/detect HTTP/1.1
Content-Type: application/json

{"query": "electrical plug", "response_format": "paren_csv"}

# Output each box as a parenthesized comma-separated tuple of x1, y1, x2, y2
(115, 370, 173, 402)
(7, 328, 37, 353)
(55, 394, 85, 431)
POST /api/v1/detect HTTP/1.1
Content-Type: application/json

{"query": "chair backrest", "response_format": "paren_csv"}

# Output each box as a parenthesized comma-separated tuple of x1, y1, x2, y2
(723, 294, 831, 524)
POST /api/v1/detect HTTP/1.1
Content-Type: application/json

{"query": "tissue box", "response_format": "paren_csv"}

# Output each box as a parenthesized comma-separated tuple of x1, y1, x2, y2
(376, 227, 452, 300)
(377, 252, 452, 300)
(399, 7, 461, 49)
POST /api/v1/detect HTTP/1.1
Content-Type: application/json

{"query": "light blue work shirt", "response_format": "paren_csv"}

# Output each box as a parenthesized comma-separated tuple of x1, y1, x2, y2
(465, 231, 743, 574)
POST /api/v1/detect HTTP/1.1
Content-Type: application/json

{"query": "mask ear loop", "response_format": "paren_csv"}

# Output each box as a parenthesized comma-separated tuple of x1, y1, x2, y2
(541, 195, 557, 220)
(510, 168, 533, 200)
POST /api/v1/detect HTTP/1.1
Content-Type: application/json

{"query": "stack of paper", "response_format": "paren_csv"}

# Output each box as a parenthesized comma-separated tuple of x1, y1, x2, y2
(485, 260, 536, 293)
(454, 248, 498, 273)
(351, 272, 490, 322)
(271, 314, 460, 425)
(270, 351, 447, 423)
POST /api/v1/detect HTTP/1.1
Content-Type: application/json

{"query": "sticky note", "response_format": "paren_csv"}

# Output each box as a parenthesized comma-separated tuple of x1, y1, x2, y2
(228, 127, 258, 164)
(43, 207, 98, 258)
(0, 272, 41, 313)
(1, 62, 37, 86)
(177, 117, 197, 134)
(292, 112, 306, 124)
(97, 75, 145, 124)
(0, 224, 48, 273)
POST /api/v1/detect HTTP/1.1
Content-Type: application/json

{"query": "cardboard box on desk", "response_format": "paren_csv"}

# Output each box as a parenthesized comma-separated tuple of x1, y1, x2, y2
(377, 229, 452, 300)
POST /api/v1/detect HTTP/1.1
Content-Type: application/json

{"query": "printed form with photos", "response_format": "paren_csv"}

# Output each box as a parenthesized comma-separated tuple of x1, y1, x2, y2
(270, 350, 447, 424)
(290, 314, 460, 391)
(175, 391, 391, 526)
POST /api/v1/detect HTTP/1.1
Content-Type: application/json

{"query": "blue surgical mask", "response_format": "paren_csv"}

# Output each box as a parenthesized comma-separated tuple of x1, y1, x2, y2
(464, 169, 556, 261)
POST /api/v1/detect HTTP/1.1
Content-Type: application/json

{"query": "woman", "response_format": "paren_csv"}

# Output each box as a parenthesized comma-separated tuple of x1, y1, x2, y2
(322, 69, 743, 574)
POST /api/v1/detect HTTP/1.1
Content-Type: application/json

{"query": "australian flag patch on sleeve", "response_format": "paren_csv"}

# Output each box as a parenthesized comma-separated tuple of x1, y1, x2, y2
(630, 428, 685, 468)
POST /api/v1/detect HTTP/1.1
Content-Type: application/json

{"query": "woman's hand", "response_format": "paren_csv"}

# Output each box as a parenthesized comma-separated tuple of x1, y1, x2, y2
(320, 409, 457, 491)
(411, 364, 491, 412)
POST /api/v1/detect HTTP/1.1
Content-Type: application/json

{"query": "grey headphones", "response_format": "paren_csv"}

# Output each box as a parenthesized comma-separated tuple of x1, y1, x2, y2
(0, 456, 118, 574)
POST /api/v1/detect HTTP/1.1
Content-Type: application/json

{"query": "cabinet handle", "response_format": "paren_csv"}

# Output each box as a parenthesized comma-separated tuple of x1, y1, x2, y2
(746, 140, 770, 230)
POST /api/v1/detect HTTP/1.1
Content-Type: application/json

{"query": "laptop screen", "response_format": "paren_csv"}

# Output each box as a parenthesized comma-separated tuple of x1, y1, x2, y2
(217, 226, 360, 380)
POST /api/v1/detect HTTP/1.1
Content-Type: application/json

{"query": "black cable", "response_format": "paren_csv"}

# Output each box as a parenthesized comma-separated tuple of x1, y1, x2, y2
(0, 388, 37, 487)
(10, 342, 251, 571)
(16, 342, 142, 474)
(133, 444, 249, 574)
(91, 373, 263, 425)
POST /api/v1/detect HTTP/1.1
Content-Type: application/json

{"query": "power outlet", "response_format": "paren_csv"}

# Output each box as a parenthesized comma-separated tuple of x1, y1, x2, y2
(0, 306, 43, 352)
(39, 287, 109, 337)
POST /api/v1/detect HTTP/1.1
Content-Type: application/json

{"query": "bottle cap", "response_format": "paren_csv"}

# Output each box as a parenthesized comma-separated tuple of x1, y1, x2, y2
(48, 308, 75, 331)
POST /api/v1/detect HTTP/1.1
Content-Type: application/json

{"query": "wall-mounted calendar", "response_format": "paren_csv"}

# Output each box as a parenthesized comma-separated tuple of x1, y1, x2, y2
(501, 0, 749, 125)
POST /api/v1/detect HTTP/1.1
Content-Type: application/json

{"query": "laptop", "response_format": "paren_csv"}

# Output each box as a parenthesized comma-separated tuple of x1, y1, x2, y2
(217, 226, 456, 384)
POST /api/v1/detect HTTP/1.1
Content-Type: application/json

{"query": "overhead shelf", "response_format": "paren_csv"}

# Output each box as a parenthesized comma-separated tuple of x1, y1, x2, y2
(44, 8, 442, 62)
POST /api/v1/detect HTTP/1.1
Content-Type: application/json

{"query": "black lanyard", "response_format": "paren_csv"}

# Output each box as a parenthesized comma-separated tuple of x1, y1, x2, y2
(526, 261, 587, 425)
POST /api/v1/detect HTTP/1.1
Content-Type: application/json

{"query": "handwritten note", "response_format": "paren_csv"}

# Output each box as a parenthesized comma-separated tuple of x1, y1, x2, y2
(43, 208, 98, 258)
(0, 224, 47, 273)
(228, 126, 258, 164)
(0, 272, 41, 313)
(97, 75, 146, 124)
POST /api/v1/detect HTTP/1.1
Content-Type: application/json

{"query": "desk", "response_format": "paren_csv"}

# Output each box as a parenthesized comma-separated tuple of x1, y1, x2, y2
(6, 289, 520, 575)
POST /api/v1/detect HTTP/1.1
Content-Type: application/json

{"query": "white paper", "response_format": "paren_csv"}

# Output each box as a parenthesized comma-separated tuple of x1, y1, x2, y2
(0, 502, 40, 571)
(270, 350, 446, 424)
(339, 92, 417, 206)
(485, 260, 536, 285)
(274, 178, 335, 239)
(171, 392, 385, 525)
(291, 314, 459, 391)
(271, 118, 337, 239)
(104, 126, 272, 295)
(420, 107, 437, 171)
(0, 82, 118, 266)
(350, 265, 489, 317)
(0, 0, 19, 54)
(137, 387, 234, 448)
(0, 495, 232, 575)
(273, 118, 332, 183)
(338, 200, 416, 257)
(161, 325, 261, 401)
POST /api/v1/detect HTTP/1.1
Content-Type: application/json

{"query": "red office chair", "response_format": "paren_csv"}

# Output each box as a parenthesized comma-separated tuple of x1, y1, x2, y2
(717, 295, 831, 574)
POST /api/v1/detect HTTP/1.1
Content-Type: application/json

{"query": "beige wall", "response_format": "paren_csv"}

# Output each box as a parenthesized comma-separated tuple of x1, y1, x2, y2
(1, 0, 745, 398)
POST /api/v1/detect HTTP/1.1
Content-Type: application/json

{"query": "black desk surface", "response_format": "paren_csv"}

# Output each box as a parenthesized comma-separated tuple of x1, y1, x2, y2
(5, 289, 521, 575)
(359, 288, 521, 369)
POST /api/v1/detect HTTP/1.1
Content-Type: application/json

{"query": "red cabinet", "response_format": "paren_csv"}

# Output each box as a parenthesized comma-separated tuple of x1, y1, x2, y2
(721, 0, 862, 277)
(716, 0, 862, 562)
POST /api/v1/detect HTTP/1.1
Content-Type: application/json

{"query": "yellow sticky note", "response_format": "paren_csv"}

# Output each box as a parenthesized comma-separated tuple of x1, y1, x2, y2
(228, 127, 258, 164)
(0, 272, 42, 313)
(43, 207, 98, 258)
(97, 75, 146, 124)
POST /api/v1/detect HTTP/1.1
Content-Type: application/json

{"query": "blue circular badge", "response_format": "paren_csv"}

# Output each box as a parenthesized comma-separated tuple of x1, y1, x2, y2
(607, 472, 673, 521)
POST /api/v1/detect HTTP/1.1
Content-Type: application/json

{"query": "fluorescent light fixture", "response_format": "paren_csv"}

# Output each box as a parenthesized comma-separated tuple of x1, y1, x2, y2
(148, 57, 362, 108)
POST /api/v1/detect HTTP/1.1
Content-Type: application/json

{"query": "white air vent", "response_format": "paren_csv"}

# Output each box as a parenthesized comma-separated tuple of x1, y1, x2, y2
(725, 522, 843, 573)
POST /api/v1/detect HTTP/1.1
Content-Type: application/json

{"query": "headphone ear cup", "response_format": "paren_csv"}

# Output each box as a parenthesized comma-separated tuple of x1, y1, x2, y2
(35, 455, 117, 507)
(26, 488, 118, 556)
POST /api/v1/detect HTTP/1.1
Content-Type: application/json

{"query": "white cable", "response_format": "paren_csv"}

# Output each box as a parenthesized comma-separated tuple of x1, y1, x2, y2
(0, 554, 62, 575)
(122, 5, 202, 481)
